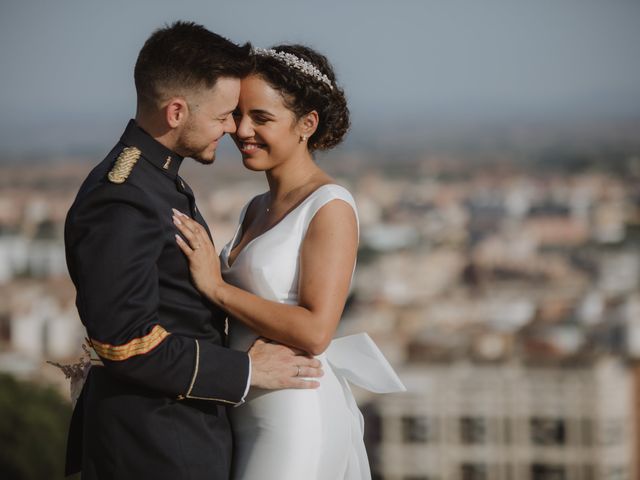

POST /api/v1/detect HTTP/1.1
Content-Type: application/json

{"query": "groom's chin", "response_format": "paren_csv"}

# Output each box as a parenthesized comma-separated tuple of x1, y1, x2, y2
(191, 151, 216, 165)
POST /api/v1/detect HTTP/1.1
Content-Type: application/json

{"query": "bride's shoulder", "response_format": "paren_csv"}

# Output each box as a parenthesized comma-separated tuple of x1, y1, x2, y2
(312, 183, 357, 208)
(304, 183, 358, 231)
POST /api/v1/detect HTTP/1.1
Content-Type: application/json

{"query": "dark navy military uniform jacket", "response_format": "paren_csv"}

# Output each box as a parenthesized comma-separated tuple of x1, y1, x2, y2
(64, 120, 249, 479)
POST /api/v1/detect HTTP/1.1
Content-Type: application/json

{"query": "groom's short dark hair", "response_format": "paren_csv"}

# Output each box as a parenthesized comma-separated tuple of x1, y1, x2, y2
(134, 21, 252, 110)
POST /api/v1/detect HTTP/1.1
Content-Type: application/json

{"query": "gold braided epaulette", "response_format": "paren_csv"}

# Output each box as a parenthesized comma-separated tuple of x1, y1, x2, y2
(108, 146, 141, 184)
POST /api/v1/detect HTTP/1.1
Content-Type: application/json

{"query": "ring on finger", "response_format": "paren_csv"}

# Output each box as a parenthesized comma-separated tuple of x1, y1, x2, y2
(295, 365, 301, 377)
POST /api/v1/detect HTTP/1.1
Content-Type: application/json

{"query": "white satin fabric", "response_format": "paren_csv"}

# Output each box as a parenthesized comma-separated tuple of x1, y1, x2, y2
(220, 184, 405, 480)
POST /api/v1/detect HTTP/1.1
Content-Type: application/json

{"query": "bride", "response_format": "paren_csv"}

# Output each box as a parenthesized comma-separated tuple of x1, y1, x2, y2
(173, 44, 403, 480)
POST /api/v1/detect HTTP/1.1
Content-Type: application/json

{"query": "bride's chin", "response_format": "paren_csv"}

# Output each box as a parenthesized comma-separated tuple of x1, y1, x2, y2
(241, 157, 269, 172)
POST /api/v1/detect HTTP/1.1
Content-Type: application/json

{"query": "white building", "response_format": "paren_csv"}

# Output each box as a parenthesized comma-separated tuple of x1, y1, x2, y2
(368, 356, 634, 480)
(0, 235, 66, 282)
(9, 285, 83, 361)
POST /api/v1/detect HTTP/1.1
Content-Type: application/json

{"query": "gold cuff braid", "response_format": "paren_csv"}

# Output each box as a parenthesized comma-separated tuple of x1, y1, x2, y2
(90, 325, 170, 361)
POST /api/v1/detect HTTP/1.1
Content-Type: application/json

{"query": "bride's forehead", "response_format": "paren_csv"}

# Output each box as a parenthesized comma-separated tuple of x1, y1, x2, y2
(239, 76, 287, 106)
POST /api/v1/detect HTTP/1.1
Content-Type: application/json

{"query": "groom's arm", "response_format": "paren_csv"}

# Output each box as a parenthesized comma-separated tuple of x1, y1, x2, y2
(66, 182, 249, 404)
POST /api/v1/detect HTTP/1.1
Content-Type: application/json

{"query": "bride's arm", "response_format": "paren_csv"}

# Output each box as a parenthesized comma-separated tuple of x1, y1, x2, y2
(173, 201, 358, 355)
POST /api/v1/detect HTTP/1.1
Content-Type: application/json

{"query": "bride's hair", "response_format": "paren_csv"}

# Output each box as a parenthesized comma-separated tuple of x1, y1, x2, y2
(252, 44, 350, 152)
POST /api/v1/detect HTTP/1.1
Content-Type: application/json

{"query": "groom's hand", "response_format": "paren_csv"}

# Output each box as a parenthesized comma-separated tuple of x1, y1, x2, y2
(248, 338, 323, 389)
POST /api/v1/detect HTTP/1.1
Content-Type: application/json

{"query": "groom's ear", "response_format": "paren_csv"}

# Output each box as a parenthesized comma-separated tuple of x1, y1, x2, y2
(165, 97, 190, 128)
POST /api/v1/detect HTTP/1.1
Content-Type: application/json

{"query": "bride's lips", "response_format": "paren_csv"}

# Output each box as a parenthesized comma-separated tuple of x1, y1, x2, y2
(239, 142, 266, 155)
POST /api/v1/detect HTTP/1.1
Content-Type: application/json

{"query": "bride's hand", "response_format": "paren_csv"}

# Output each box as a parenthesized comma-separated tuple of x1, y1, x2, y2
(173, 209, 224, 301)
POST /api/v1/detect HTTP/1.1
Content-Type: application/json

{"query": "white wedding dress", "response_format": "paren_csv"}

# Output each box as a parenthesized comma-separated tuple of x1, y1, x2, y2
(220, 184, 405, 480)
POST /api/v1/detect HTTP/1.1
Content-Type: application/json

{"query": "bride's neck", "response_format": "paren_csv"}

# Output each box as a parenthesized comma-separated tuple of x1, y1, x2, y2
(265, 154, 321, 201)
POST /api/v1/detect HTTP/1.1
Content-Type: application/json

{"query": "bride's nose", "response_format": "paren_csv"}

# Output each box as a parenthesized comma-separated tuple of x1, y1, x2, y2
(234, 115, 254, 140)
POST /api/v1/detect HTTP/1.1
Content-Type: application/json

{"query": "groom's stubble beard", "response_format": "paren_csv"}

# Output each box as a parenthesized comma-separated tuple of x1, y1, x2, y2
(175, 118, 217, 165)
(191, 149, 216, 165)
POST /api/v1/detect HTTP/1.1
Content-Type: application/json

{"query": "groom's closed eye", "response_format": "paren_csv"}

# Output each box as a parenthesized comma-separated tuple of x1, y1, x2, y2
(217, 109, 236, 121)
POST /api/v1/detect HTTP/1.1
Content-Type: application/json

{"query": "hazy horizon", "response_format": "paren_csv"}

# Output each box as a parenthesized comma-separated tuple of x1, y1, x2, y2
(2, 0, 640, 154)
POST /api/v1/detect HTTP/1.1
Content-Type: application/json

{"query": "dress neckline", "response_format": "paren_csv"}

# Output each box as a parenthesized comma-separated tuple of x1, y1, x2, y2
(225, 183, 338, 268)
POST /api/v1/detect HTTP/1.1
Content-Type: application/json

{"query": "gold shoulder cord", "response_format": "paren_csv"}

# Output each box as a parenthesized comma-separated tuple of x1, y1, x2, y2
(108, 146, 141, 184)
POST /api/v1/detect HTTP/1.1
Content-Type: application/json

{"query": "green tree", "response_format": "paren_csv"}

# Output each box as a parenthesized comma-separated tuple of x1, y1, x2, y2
(0, 374, 73, 480)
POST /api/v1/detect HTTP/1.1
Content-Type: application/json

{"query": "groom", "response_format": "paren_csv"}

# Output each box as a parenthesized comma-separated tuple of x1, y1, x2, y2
(64, 22, 322, 479)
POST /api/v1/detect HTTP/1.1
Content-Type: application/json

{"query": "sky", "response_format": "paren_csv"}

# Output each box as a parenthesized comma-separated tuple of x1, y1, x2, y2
(1, 0, 640, 153)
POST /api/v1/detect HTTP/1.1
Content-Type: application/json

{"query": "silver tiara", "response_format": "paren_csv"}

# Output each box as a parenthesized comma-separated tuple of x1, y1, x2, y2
(252, 48, 334, 90)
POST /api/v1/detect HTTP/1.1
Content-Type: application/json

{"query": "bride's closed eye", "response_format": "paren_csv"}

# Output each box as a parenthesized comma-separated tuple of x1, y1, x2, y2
(252, 115, 271, 125)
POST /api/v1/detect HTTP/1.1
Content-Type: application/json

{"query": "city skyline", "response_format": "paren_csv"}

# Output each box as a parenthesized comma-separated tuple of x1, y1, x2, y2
(2, 151, 639, 479)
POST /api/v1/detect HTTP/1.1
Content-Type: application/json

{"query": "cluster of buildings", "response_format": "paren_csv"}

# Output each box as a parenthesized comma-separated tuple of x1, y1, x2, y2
(0, 155, 639, 479)
(339, 165, 640, 480)
(0, 165, 82, 385)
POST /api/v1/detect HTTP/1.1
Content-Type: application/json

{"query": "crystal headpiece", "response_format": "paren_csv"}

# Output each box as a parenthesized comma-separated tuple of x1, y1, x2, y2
(252, 47, 334, 90)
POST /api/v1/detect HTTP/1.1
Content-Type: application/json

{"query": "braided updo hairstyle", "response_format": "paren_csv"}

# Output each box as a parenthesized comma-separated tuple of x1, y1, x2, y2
(252, 44, 350, 152)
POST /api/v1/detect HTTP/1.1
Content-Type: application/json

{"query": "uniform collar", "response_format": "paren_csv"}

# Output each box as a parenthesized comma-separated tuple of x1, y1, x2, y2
(120, 119, 184, 178)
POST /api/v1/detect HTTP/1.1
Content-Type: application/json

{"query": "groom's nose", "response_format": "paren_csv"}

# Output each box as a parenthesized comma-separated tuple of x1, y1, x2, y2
(223, 114, 237, 134)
